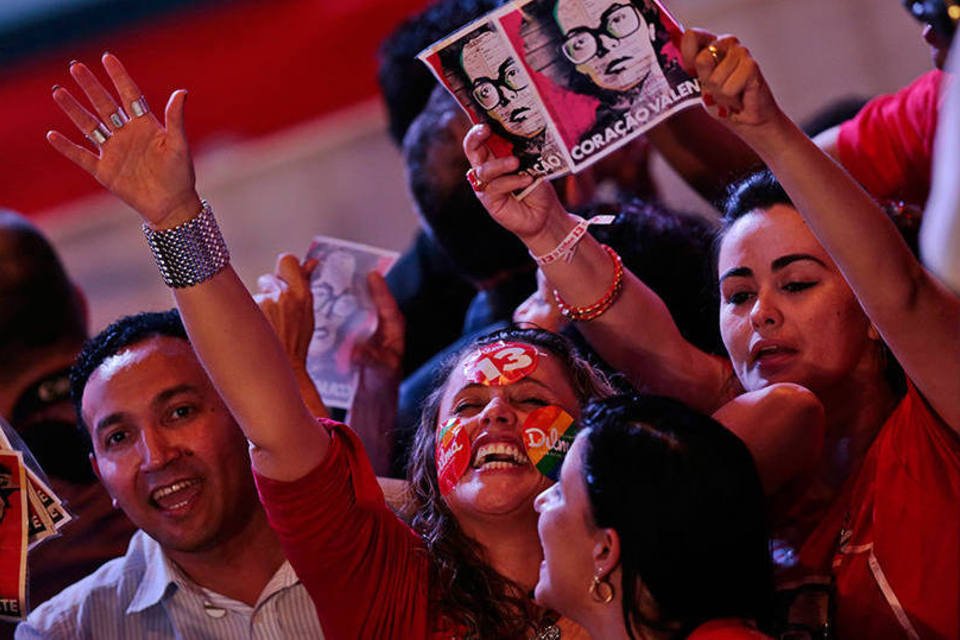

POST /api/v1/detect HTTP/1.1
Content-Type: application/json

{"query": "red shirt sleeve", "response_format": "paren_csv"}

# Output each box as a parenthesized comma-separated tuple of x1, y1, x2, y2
(834, 384, 960, 638)
(254, 420, 432, 640)
(837, 70, 944, 206)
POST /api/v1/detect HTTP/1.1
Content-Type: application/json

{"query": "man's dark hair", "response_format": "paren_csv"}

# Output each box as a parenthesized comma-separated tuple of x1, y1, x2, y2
(378, 0, 505, 146)
(402, 88, 534, 283)
(70, 309, 188, 447)
(0, 210, 86, 385)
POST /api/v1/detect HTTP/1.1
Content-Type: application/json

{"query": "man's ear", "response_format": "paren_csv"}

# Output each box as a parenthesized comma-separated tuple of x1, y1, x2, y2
(89, 452, 102, 483)
(592, 527, 621, 579)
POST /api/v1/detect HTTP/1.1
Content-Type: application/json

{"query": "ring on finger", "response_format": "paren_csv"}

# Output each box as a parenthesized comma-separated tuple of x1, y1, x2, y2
(107, 107, 129, 129)
(129, 96, 150, 118)
(86, 122, 111, 146)
(707, 44, 723, 65)
(466, 167, 487, 192)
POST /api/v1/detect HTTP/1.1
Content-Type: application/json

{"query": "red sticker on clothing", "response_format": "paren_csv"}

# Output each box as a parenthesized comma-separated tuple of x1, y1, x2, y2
(462, 341, 539, 386)
(522, 406, 578, 481)
(436, 418, 471, 496)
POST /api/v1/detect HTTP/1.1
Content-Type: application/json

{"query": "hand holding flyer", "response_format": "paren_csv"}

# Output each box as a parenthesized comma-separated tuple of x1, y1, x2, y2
(419, 0, 700, 181)
(304, 236, 398, 410)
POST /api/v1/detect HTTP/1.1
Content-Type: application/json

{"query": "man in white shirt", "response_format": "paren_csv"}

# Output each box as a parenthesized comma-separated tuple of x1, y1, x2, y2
(17, 309, 324, 639)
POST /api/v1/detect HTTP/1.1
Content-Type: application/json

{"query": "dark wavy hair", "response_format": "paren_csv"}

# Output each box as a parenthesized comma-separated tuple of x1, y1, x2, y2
(717, 169, 907, 396)
(70, 309, 188, 450)
(404, 326, 614, 638)
(580, 394, 773, 638)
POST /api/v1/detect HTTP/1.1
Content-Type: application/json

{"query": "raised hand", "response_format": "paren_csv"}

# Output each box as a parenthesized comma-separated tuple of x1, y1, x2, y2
(351, 271, 405, 378)
(461, 124, 571, 248)
(680, 29, 782, 133)
(254, 253, 329, 419)
(255, 254, 318, 371)
(47, 53, 200, 228)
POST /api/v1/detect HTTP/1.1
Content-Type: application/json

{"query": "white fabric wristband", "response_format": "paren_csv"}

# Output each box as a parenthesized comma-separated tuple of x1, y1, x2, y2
(530, 215, 615, 266)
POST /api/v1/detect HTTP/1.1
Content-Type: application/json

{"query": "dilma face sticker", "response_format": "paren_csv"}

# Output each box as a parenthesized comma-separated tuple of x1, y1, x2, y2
(462, 341, 539, 386)
(521, 406, 578, 481)
(436, 418, 471, 496)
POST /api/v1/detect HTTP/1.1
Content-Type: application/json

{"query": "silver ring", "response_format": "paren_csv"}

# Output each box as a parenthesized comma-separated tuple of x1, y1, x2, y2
(86, 122, 111, 146)
(108, 108, 129, 128)
(130, 96, 150, 118)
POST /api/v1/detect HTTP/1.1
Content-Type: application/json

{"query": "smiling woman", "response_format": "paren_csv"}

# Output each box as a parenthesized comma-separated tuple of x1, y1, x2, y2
(42, 53, 619, 640)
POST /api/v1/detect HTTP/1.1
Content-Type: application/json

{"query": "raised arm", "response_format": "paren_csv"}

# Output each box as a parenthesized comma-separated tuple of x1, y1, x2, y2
(47, 54, 327, 479)
(685, 31, 960, 430)
(921, 37, 960, 294)
(462, 128, 733, 414)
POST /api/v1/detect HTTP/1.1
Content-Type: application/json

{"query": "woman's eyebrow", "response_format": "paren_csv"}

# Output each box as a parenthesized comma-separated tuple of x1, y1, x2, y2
(719, 266, 752, 282)
(771, 253, 827, 271)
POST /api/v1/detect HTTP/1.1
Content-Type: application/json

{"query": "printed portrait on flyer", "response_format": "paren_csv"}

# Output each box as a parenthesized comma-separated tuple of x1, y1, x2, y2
(508, 0, 700, 169)
(421, 21, 569, 180)
(0, 452, 27, 621)
(305, 236, 398, 410)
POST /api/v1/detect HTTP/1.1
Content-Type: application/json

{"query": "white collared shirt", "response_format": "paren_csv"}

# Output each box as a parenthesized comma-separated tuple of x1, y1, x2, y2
(17, 529, 324, 639)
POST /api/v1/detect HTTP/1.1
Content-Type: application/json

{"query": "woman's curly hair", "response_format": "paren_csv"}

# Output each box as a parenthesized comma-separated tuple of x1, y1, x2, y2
(403, 326, 614, 638)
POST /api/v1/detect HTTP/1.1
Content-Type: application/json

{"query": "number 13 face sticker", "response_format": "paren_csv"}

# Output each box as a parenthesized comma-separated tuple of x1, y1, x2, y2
(462, 341, 539, 386)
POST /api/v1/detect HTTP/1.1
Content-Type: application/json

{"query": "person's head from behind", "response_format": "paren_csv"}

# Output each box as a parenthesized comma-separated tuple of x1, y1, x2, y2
(406, 326, 613, 636)
(901, 0, 958, 68)
(460, 30, 546, 140)
(70, 310, 261, 554)
(377, 0, 506, 146)
(402, 87, 534, 285)
(716, 170, 891, 400)
(0, 209, 86, 394)
(554, 0, 659, 93)
(534, 394, 772, 638)
(513, 201, 722, 354)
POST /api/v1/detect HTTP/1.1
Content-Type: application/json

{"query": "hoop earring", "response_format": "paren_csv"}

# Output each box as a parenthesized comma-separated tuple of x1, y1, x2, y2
(590, 574, 614, 604)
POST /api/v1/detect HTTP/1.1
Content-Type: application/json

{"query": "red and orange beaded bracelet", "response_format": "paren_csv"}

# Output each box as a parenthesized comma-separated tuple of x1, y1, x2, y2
(553, 245, 624, 321)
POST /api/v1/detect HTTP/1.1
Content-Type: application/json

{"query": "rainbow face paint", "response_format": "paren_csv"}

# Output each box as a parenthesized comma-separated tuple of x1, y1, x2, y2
(521, 405, 578, 481)
(436, 418, 471, 496)
(462, 341, 539, 386)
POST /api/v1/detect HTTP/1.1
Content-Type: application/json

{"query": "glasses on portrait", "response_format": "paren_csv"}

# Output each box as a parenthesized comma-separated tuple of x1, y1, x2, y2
(561, 4, 643, 64)
(471, 60, 529, 110)
(312, 282, 358, 321)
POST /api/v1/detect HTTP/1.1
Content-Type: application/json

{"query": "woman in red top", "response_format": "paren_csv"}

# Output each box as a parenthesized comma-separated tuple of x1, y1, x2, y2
(464, 27, 960, 640)
(535, 393, 773, 639)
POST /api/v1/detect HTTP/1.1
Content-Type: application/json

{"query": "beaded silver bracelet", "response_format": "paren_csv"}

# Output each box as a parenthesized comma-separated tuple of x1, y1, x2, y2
(142, 199, 230, 288)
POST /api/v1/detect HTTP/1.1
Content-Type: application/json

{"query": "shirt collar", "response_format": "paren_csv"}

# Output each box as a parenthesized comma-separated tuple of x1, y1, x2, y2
(125, 530, 303, 614)
(126, 532, 181, 615)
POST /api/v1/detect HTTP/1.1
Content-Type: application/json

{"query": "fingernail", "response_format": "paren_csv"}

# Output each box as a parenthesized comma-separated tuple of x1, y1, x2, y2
(718, 106, 729, 118)
(51, 84, 61, 92)
(702, 92, 715, 106)
(102, 51, 111, 58)
(68, 59, 78, 67)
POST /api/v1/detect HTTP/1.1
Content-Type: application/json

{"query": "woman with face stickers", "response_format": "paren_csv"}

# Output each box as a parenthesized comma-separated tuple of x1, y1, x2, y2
(45, 55, 621, 640)
(535, 394, 773, 639)
(464, 26, 960, 640)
